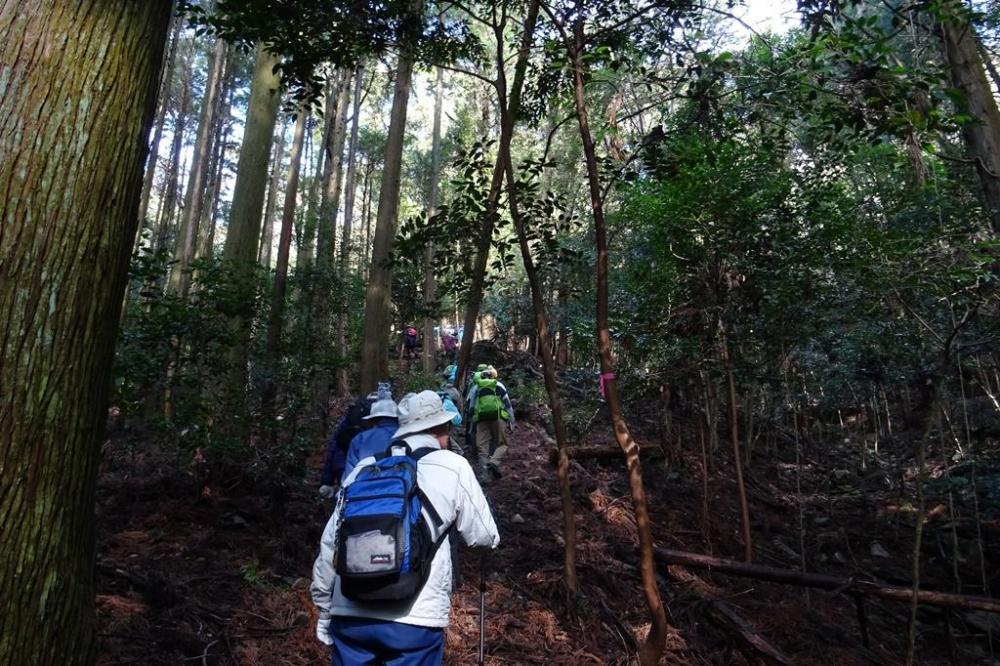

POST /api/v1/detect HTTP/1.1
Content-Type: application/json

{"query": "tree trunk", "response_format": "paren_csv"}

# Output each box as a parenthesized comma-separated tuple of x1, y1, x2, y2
(171, 36, 227, 296)
(197, 63, 233, 261)
(940, 12, 1000, 233)
(359, 50, 417, 392)
(421, 67, 446, 376)
(335, 64, 366, 395)
(455, 0, 539, 389)
(569, 18, 668, 665)
(0, 2, 171, 663)
(139, 15, 182, 229)
(302, 108, 327, 271)
(221, 43, 281, 414)
(155, 42, 193, 253)
(721, 334, 753, 562)
(362, 159, 374, 279)
(306, 77, 343, 270)
(259, 117, 288, 269)
(312, 70, 352, 402)
(502, 121, 578, 595)
(315, 71, 351, 275)
(264, 108, 308, 404)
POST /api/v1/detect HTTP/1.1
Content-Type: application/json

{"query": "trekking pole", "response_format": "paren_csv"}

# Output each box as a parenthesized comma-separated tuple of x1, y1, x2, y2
(479, 553, 486, 666)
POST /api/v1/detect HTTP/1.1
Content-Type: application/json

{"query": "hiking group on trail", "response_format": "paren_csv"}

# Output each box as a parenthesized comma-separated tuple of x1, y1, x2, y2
(312, 362, 515, 665)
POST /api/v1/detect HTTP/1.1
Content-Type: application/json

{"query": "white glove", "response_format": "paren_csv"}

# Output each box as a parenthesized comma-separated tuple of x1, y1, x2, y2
(318, 485, 335, 499)
(316, 615, 333, 646)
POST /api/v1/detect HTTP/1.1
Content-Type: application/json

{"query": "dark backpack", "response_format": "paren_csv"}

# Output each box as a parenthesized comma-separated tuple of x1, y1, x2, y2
(336, 397, 375, 452)
(335, 442, 450, 603)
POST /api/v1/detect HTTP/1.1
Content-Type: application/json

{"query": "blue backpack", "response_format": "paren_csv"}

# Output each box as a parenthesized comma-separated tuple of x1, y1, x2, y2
(335, 441, 449, 603)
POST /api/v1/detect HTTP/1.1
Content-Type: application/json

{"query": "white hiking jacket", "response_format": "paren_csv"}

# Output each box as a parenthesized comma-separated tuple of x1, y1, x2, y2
(311, 433, 500, 628)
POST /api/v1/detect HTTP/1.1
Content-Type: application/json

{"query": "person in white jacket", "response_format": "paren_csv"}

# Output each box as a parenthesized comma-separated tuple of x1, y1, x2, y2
(311, 390, 500, 665)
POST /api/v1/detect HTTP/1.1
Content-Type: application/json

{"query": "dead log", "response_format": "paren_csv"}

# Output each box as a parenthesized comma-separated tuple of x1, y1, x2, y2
(552, 443, 664, 464)
(655, 548, 1000, 614)
(666, 564, 794, 666)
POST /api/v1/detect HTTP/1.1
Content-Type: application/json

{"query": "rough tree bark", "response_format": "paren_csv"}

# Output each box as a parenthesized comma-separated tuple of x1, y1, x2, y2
(335, 64, 366, 395)
(940, 10, 1000, 234)
(171, 36, 227, 296)
(259, 117, 288, 268)
(359, 44, 418, 393)
(0, 1, 171, 663)
(454, 0, 539, 389)
(221, 44, 281, 415)
(421, 67, 446, 375)
(569, 16, 669, 666)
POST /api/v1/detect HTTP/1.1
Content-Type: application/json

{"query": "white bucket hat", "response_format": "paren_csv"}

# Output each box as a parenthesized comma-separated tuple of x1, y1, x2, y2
(394, 390, 455, 438)
(364, 398, 398, 420)
(364, 382, 397, 420)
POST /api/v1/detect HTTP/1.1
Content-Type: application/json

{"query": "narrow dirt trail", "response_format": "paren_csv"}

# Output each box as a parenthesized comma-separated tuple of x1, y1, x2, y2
(97, 403, 954, 664)
(442, 421, 679, 665)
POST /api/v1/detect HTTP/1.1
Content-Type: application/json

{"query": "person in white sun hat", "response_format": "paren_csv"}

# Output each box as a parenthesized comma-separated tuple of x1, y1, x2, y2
(312, 389, 499, 665)
(341, 382, 399, 482)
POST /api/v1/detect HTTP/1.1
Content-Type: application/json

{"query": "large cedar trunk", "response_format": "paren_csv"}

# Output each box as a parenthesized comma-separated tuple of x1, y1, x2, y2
(224, 45, 282, 271)
(0, 1, 171, 663)
(569, 18, 669, 665)
(223, 44, 282, 269)
(359, 51, 416, 392)
(940, 12, 1000, 234)
(221, 44, 281, 413)
(171, 36, 227, 295)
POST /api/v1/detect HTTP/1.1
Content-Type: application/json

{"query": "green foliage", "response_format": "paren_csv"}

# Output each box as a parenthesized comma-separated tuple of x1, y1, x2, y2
(180, 0, 484, 105)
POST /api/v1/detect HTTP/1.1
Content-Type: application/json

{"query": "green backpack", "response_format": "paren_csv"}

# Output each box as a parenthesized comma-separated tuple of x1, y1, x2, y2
(473, 376, 505, 422)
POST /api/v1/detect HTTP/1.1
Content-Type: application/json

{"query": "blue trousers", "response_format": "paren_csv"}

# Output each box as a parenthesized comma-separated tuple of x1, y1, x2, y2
(331, 617, 444, 666)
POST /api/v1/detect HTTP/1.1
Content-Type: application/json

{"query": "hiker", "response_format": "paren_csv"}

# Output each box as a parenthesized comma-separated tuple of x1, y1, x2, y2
(438, 369, 465, 455)
(466, 368, 515, 482)
(311, 390, 500, 665)
(440, 329, 457, 361)
(318, 390, 378, 498)
(402, 324, 419, 360)
(341, 385, 399, 482)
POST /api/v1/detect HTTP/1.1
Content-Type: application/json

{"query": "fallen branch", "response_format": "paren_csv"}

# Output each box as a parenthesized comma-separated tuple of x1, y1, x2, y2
(666, 564, 793, 666)
(654, 548, 1000, 614)
(552, 443, 663, 464)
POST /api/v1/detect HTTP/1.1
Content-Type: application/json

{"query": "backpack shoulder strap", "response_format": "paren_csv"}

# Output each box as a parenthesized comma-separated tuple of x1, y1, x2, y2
(377, 438, 412, 460)
(410, 447, 446, 527)
(411, 447, 442, 462)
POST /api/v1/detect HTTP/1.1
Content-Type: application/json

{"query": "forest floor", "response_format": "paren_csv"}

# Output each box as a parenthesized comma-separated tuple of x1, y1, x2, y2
(96, 398, 1000, 665)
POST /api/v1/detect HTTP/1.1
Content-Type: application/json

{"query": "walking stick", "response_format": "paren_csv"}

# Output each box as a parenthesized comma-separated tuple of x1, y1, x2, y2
(479, 554, 486, 666)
